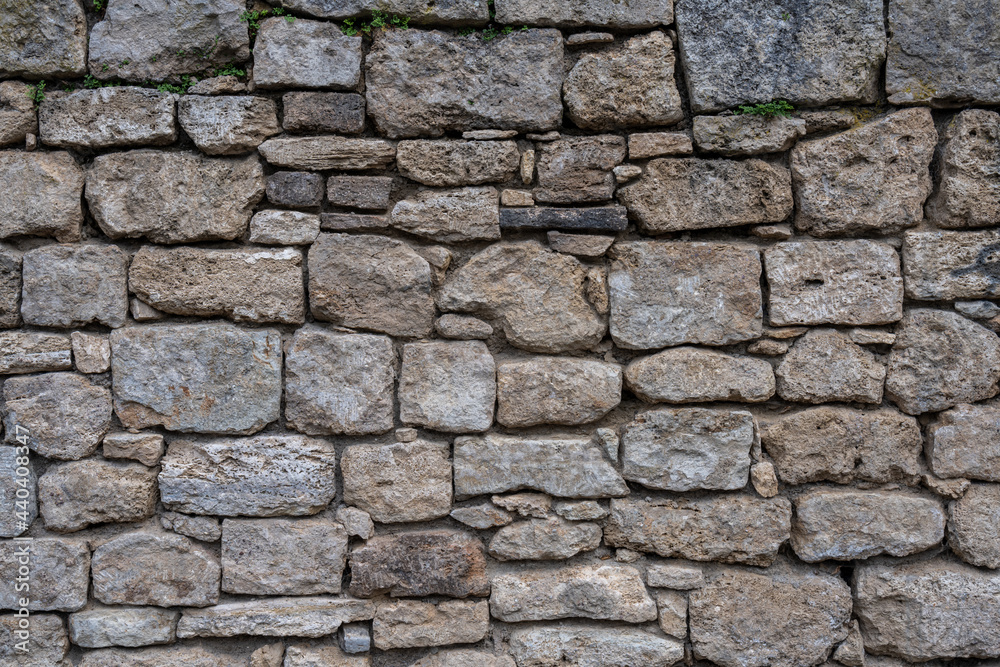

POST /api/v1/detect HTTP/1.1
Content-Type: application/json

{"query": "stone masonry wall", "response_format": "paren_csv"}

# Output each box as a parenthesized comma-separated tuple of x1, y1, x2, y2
(1, 0, 1000, 665)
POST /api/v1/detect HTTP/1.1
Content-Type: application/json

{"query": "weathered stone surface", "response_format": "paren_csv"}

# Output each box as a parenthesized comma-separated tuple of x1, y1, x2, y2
(604, 495, 792, 566)
(903, 230, 1000, 300)
(489, 517, 602, 561)
(20, 244, 127, 329)
(366, 29, 563, 138)
(285, 328, 394, 436)
(0, 613, 69, 665)
(391, 186, 500, 242)
(283, 92, 366, 134)
(451, 504, 512, 529)
(283, 645, 368, 666)
(501, 206, 628, 232)
(187, 76, 246, 95)
(178, 95, 280, 155)
(854, 558, 1000, 661)
(436, 314, 493, 340)
(278, 0, 487, 23)
(159, 435, 337, 516)
(87, 151, 264, 243)
(0, 244, 20, 328)
(110, 324, 281, 434)
(160, 511, 221, 542)
(490, 564, 656, 623)
(349, 530, 489, 598)
(0, 446, 35, 538)
(655, 589, 687, 638)
(510, 625, 682, 667)
(493, 493, 552, 518)
(690, 564, 852, 667)
(496, 357, 621, 427)
(693, 115, 806, 156)
(675, 0, 884, 112)
(320, 213, 390, 231)
(0, 151, 84, 241)
(886, 309, 1000, 414)
(342, 440, 452, 523)
(39, 87, 176, 150)
(647, 562, 704, 590)
(533, 136, 625, 203)
(564, 32, 683, 130)
(177, 597, 375, 638)
(336, 506, 374, 540)
(0, 332, 72, 374)
(3, 372, 111, 461)
(69, 607, 178, 648)
(617, 158, 792, 232)
(496, 0, 670, 27)
(929, 403, 1000, 481)
(948, 483, 1000, 569)
(0, 538, 88, 611)
(0, 0, 86, 78)
(439, 241, 605, 353)
(926, 110, 1000, 227)
(254, 18, 361, 90)
(129, 246, 304, 324)
(454, 433, 627, 499)
(791, 108, 937, 237)
(88, 0, 249, 83)
(399, 341, 494, 433)
(760, 407, 923, 485)
(397, 140, 519, 186)
(765, 241, 903, 326)
(887, 0, 1000, 106)
(0, 82, 36, 148)
(621, 408, 756, 492)
(412, 649, 514, 667)
(71, 332, 110, 374)
(249, 210, 320, 245)
(92, 532, 219, 607)
(309, 233, 434, 337)
(556, 500, 608, 521)
(776, 329, 885, 404)
(328, 175, 393, 210)
(222, 517, 348, 595)
(626, 348, 774, 403)
(258, 136, 395, 171)
(629, 132, 693, 159)
(38, 460, 156, 532)
(792, 489, 945, 561)
(547, 232, 615, 258)
(267, 171, 324, 209)
(373, 600, 488, 650)
(77, 646, 245, 667)
(609, 241, 762, 349)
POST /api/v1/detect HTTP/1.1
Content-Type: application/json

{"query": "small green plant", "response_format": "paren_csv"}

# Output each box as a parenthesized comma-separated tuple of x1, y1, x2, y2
(340, 10, 409, 36)
(101, 63, 110, 72)
(240, 7, 287, 38)
(481, 26, 500, 41)
(93, 0, 105, 10)
(119, 59, 130, 67)
(83, 74, 121, 88)
(191, 35, 221, 60)
(27, 80, 45, 107)
(213, 62, 246, 77)
(734, 99, 795, 118)
(780, 11, 790, 20)
(156, 75, 196, 94)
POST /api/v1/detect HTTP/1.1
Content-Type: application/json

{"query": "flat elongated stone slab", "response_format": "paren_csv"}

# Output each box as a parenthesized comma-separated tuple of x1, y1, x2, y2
(373, 600, 488, 650)
(499, 206, 628, 231)
(391, 186, 500, 242)
(279, 0, 489, 24)
(496, 357, 621, 427)
(488, 517, 602, 561)
(40, 87, 177, 150)
(397, 140, 519, 186)
(0, 151, 84, 242)
(0, 332, 72, 375)
(176, 597, 375, 638)
(68, 607, 178, 649)
(625, 347, 774, 403)
(259, 136, 395, 171)
(510, 625, 683, 667)
(38, 459, 157, 532)
(495, 0, 671, 27)
(77, 646, 246, 667)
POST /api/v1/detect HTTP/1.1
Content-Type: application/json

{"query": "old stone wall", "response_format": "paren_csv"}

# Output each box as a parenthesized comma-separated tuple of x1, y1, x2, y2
(1, 0, 999, 664)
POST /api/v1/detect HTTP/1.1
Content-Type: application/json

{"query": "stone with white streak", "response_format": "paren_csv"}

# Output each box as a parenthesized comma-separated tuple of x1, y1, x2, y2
(249, 210, 320, 245)
(509, 625, 683, 667)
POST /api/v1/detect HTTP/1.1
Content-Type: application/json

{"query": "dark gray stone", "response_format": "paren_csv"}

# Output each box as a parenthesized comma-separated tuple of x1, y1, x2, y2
(282, 92, 366, 134)
(319, 213, 390, 231)
(327, 176, 393, 210)
(500, 207, 628, 231)
(267, 171, 325, 209)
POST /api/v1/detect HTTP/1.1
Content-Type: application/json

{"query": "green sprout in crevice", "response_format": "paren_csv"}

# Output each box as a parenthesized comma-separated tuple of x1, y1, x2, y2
(458, 0, 528, 41)
(240, 7, 295, 39)
(341, 10, 410, 36)
(26, 80, 45, 107)
(734, 99, 795, 119)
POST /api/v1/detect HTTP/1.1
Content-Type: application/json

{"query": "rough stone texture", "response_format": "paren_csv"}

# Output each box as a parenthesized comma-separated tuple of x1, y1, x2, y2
(411, 649, 514, 667)
(88, 0, 249, 83)
(886, 309, 1000, 414)
(110, 324, 282, 434)
(776, 329, 885, 404)
(341, 440, 452, 523)
(399, 341, 495, 433)
(178, 95, 280, 155)
(547, 232, 615, 258)
(176, 597, 375, 638)
(647, 562, 704, 590)
(451, 504, 512, 529)
(655, 589, 687, 638)
(71, 332, 111, 374)
(0, 82, 36, 148)
(258, 136, 396, 171)
(533, 136, 625, 204)
(129, 246, 304, 324)
(493, 493, 552, 518)
(629, 132, 693, 159)
(926, 110, 1000, 227)
(366, 29, 564, 138)
(500, 206, 628, 232)
(391, 186, 500, 242)
(87, 150, 264, 244)
(609, 241, 763, 349)
(792, 489, 945, 561)
(886, 0, 1000, 106)
(77, 646, 246, 667)
(689, 564, 852, 667)
(160, 512, 221, 542)
(320, 213, 390, 231)
(328, 175, 393, 210)
(454, 433, 627, 499)
(436, 314, 493, 340)
(791, 108, 937, 237)
(490, 564, 656, 623)
(337, 506, 375, 540)
(397, 140, 519, 186)
(760, 407, 923, 485)
(625, 348, 774, 403)
(0, 446, 36, 538)
(3, 372, 111, 460)
(496, 0, 671, 27)
(38, 459, 157, 532)
(349, 530, 490, 598)
(948, 483, 1000, 569)
(285, 327, 395, 436)
(765, 241, 904, 326)
(854, 558, 1000, 661)
(0, 614, 69, 665)
(0, 0, 87, 78)
(488, 517, 602, 561)
(277, 0, 488, 24)
(91, 532, 220, 607)
(903, 230, 1000, 300)
(564, 32, 683, 130)
(268, 171, 325, 209)
(621, 408, 756, 492)
(373, 600, 488, 649)
(496, 357, 621, 427)
(0, 538, 88, 611)
(929, 403, 1000, 481)
(675, 0, 884, 112)
(283, 92, 366, 134)
(187, 76, 246, 95)
(254, 18, 362, 90)
(604, 495, 792, 566)
(0, 332, 72, 374)
(21, 244, 127, 328)
(158, 435, 337, 516)
(39, 87, 176, 150)
(309, 233, 434, 337)
(693, 115, 807, 156)
(0, 244, 20, 328)
(0, 151, 84, 242)
(509, 625, 683, 667)
(250, 210, 320, 245)
(221, 517, 348, 595)
(69, 608, 178, 648)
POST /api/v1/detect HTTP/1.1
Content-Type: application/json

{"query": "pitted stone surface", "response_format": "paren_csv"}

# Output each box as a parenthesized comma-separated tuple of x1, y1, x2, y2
(0, 539, 89, 611)
(373, 600, 488, 650)
(39, 87, 177, 150)
(69, 608, 178, 649)
(496, 0, 672, 27)
(399, 341, 496, 433)
(488, 517, 602, 561)
(693, 115, 806, 156)
(903, 230, 1000, 300)
(176, 597, 375, 638)
(948, 483, 1000, 569)
(928, 402, 1000, 481)
(625, 347, 774, 403)
(391, 186, 500, 242)
(396, 140, 519, 186)
(38, 459, 157, 532)
(776, 329, 885, 404)
(253, 18, 362, 90)
(496, 357, 621, 426)
(0, 151, 85, 242)
(178, 95, 281, 155)
(926, 110, 1000, 227)
(0, 0, 87, 78)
